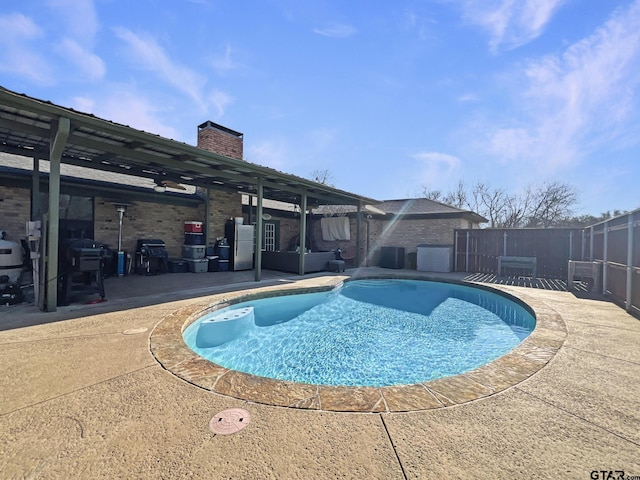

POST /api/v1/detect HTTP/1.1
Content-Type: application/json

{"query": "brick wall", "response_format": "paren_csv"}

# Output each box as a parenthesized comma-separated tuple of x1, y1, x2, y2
(0, 185, 30, 241)
(204, 190, 243, 242)
(277, 217, 302, 251)
(94, 198, 205, 257)
(197, 121, 243, 160)
(310, 215, 472, 267)
(376, 218, 465, 249)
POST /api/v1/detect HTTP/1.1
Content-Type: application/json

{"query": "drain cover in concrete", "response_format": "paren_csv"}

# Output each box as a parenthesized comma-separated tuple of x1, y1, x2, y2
(122, 327, 148, 335)
(210, 408, 251, 435)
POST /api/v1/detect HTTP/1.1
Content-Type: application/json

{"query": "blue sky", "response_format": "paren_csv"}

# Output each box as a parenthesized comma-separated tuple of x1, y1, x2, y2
(1, 0, 639, 216)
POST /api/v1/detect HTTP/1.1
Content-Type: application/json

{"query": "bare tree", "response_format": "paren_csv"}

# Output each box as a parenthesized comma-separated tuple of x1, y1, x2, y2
(421, 188, 443, 201)
(309, 169, 335, 187)
(419, 179, 579, 228)
(473, 183, 507, 228)
(524, 182, 578, 228)
(443, 181, 469, 209)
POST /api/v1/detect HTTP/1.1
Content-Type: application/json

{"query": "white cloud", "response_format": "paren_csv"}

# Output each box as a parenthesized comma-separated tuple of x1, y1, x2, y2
(0, 13, 52, 83)
(313, 23, 357, 38)
(457, 93, 479, 103)
(114, 27, 207, 105)
(401, 10, 434, 41)
(72, 89, 179, 140)
(458, 0, 567, 52)
(58, 38, 106, 80)
(486, 0, 640, 170)
(246, 140, 288, 169)
(209, 89, 234, 118)
(47, 0, 100, 42)
(211, 45, 238, 74)
(305, 128, 338, 151)
(411, 151, 462, 185)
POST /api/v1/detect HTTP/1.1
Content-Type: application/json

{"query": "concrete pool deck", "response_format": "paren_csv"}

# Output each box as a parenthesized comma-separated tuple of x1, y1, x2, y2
(1, 268, 639, 478)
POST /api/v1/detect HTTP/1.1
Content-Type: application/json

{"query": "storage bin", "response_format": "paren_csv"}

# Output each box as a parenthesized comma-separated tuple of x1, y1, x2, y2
(218, 259, 230, 271)
(182, 244, 206, 259)
(184, 233, 205, 245)
(207, 255, 219, 272)
(167, 258, 187, 273)
(205, 245, 216, 256)
(185, 258, 208, 273)
(184, 221, 203, 233)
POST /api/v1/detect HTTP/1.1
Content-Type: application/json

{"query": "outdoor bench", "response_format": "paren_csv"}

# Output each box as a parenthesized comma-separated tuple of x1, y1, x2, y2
(497, 256, 537, 279)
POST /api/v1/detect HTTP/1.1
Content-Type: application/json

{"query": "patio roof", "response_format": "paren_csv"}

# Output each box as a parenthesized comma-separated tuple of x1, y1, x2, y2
(0, 86, 378, 207)
(0, 86, 378, 311)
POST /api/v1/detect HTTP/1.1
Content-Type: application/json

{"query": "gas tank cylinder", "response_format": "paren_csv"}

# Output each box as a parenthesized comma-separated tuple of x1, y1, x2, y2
(0, 238, 24, 283)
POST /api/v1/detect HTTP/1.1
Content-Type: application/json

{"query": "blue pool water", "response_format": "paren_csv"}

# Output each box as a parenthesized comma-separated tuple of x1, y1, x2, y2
(183, 279, 536, 387)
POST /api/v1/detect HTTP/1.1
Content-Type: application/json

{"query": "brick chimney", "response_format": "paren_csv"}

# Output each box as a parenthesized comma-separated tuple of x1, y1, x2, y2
(197, 121, 243, 160)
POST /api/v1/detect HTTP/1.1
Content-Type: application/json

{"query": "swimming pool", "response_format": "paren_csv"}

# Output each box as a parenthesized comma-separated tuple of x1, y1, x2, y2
(182, 279, 536, 387)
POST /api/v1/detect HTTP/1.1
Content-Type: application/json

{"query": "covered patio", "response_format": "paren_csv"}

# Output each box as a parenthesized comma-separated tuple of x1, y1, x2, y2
(0, 86, 377, 311)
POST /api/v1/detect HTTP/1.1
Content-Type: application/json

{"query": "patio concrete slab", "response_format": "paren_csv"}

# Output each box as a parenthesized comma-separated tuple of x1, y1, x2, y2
(383, 388, 640, 480)
(0, 329, 154, 415)
(1, 269, 638, 479)
(562, 320, 640, 363)
(515, 346, 640, 445)
(1, 366, 401, 479)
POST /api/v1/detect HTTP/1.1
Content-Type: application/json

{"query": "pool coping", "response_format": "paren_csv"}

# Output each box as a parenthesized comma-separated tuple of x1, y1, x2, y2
(149, 275, 567, 413)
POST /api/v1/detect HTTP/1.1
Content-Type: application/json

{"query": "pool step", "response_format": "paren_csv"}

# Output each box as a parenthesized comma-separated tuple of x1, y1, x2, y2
(196, 306, 255, 347)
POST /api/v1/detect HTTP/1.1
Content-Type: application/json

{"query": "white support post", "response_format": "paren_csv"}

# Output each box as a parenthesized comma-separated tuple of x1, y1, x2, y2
(569, 231, 573, 260)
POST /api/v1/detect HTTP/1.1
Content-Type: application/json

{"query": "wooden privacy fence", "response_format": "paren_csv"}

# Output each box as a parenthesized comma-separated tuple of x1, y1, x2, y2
(454, 208, 640, 317)
(454, 228, 583, 279)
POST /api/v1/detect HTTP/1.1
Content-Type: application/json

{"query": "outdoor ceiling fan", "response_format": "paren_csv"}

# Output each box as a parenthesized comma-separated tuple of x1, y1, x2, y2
(153, 177, 187, 192)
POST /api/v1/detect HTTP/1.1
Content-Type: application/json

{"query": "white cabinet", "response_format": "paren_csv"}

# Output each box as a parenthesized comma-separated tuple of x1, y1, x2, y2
(416, 246, 453, 272)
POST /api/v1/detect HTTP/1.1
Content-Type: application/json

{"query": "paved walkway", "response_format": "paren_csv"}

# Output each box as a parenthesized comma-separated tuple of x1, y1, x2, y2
(1, 268, 639, 479)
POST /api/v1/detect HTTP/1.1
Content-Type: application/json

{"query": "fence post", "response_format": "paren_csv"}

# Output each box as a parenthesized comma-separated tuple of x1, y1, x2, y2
(590, 226, 594, 261)
(626, 215, 633, 312)
(454, 231, 458, 272)
(569, 231, 573, 260)
(581, 229, 585, 261)
(602, 220, 609, 295)
(503, 232, 507, 256)
(466, 231, 470, 273)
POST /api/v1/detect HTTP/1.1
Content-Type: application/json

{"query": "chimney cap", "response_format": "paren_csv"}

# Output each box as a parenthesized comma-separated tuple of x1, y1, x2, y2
(198, 120, 243, 138)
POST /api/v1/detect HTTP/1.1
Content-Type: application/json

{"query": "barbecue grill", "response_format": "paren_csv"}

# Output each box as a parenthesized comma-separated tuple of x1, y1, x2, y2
(58, 238, 105, 306)
(135, 239, 169, 275)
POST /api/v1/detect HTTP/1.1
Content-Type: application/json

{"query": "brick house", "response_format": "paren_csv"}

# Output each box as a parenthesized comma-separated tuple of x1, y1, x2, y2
(305, 199, 487, 268)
